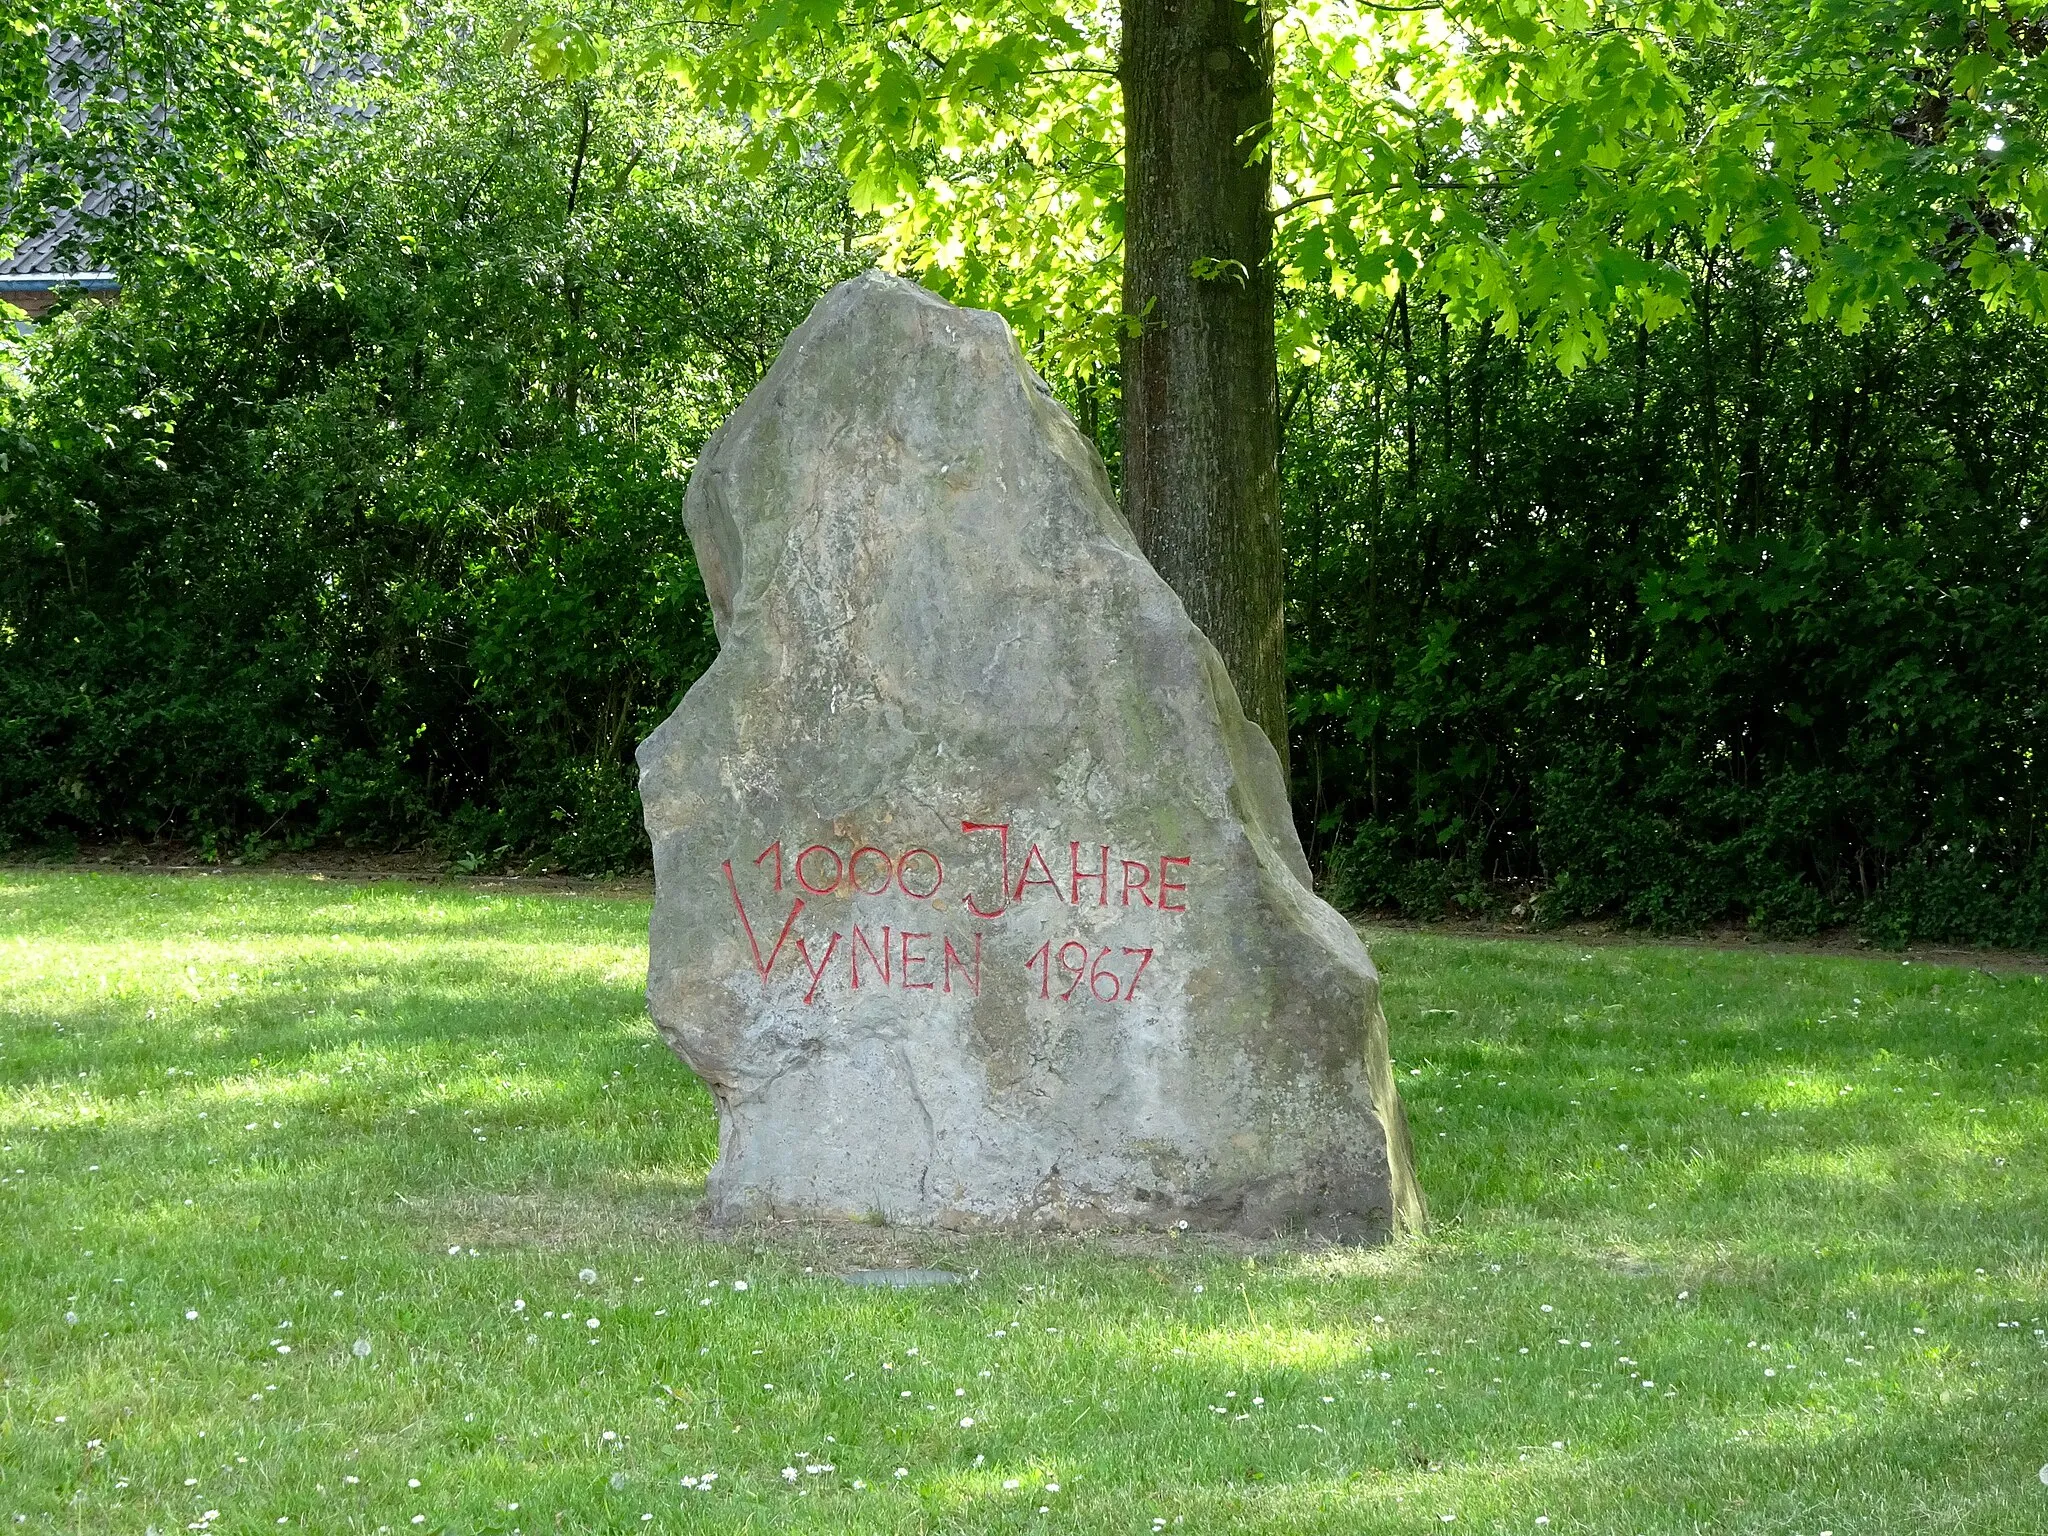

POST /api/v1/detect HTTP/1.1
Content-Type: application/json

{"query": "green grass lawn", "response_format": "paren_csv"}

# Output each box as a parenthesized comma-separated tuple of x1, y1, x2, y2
(2, 872, 2045, 1536)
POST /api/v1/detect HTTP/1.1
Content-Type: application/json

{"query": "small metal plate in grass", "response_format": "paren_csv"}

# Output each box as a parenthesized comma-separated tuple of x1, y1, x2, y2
(840, 1268, 965, 1288)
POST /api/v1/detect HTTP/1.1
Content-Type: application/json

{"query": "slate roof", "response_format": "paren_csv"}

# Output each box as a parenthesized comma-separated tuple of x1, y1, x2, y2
(0, 193, 121, 285)
(309, 49, 384, 116)
(3, 32, 378, 294)
(2, 33, 124, 289)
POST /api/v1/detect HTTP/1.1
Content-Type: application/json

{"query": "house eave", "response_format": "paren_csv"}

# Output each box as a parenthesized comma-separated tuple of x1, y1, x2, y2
(0, 272, 121, 291)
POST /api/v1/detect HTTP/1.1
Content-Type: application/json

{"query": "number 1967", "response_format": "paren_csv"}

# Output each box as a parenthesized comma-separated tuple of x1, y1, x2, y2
(1026, 941, 1154, 1002)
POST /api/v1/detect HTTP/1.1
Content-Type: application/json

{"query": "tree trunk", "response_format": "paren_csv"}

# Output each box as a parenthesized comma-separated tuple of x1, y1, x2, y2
(1120, 0, 1286, 774)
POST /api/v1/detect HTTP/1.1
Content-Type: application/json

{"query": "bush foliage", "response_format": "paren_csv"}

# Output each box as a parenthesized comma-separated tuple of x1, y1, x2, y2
(2, 33, 2043, 943)
(1289, 274, 2048, 946)
(0, 41, 853, 871)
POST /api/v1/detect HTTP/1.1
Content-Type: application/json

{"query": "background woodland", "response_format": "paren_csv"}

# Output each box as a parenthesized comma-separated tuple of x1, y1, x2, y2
(3, 9, 2045, 947)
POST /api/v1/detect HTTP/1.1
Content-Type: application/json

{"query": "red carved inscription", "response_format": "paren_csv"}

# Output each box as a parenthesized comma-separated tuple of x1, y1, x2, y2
(796, 843, 844, 895)
(723, 860, 803, 980)
(1025, 940, 1154, 1003)
(1070, 842, 1110, 907)
(1121, 859, 1154, 907)
(1158, 856, 1190, 913)
(720, 823, 1188, 1005)
(795, 932, 840, 1005)
(850, 925, 891, 988)
(960, 821, 1010, 917)
(848, 846, 894, 896)
(896, 848, 943, 900)
(899, 931, 934, 990)
(942, 933, 982, 995)
(1012, 842, 1060, 902)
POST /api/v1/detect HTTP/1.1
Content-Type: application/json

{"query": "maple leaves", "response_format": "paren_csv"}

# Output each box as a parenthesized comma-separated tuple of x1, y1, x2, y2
(515, 0, 2048, 368)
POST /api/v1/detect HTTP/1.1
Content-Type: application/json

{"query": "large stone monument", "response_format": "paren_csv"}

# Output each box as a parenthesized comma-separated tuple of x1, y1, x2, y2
(638, 272, 1424, 1239)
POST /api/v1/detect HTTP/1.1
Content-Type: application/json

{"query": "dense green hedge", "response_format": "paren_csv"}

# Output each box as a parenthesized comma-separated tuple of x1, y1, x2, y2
(1286, 272, 2048, 946)
(0, 48, 852, 872)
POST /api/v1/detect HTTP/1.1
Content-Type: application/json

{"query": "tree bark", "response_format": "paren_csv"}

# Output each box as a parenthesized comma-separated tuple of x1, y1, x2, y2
(1120, 0, 1286, 774)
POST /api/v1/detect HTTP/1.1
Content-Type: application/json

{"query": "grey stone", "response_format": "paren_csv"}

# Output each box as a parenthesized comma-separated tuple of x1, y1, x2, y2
(639, 271, 1424, 1240)
(840, 1268, 966, 1288)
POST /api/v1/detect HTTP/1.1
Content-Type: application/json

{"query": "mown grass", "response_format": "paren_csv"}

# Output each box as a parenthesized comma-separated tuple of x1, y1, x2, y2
(1, 871, 2044, 1536)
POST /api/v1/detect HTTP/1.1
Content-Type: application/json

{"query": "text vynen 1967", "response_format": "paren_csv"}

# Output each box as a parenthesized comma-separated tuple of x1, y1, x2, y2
(718, 819, 1190, 1005)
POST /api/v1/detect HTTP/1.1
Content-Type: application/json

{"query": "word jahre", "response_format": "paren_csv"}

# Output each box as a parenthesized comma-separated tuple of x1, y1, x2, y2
(718, 820, 1189, 1004)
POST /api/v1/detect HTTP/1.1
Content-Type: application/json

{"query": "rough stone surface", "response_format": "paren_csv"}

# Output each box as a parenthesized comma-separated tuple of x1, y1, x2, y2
(639, 271, 1424, 1240)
